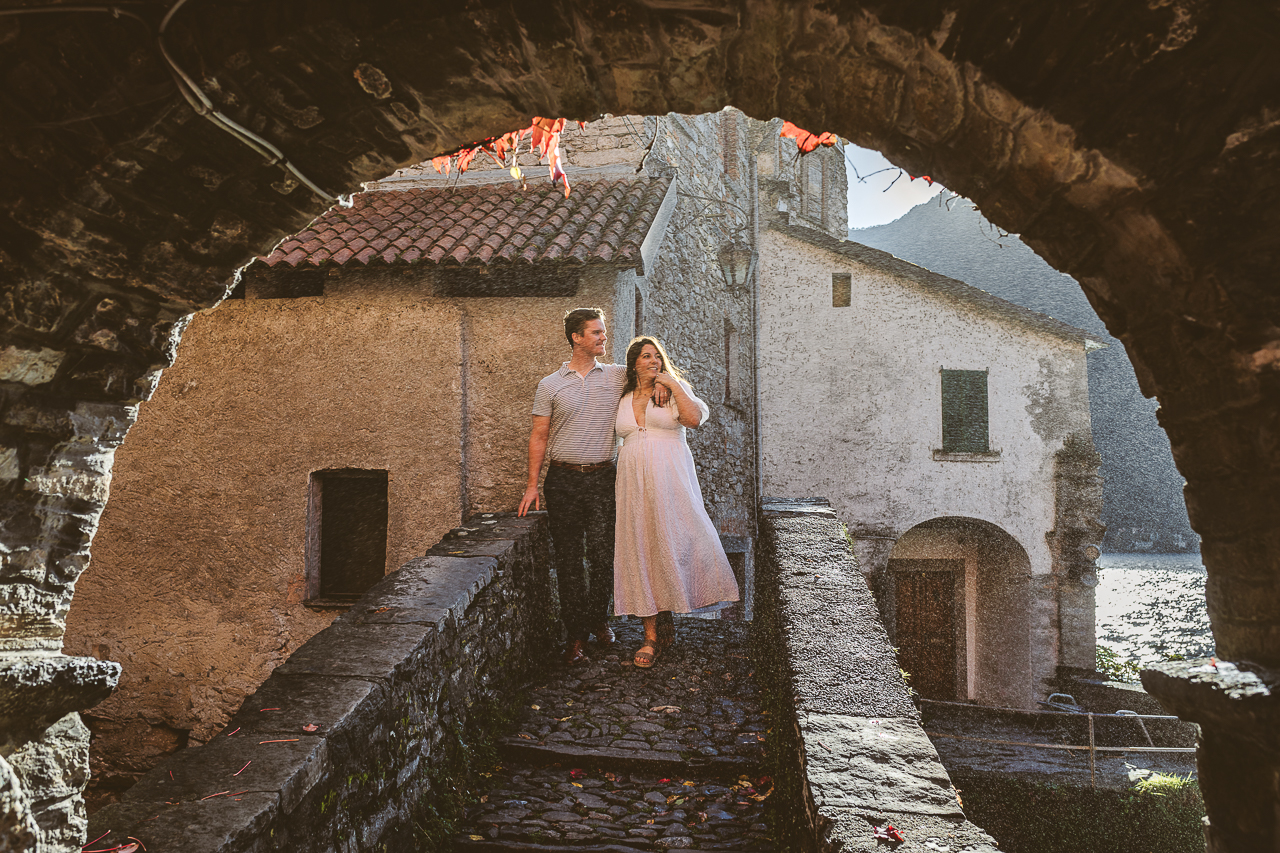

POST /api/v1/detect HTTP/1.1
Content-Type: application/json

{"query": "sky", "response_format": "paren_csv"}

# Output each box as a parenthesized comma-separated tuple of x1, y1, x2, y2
(843, 143, 946, 230)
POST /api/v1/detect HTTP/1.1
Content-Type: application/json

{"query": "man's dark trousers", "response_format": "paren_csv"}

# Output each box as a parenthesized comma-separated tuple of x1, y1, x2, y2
(543, 464, 615, 642)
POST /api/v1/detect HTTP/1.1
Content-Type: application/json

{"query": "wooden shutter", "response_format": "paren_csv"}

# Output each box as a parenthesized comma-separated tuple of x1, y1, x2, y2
(832, 273, 852, 308)
(941, 369, 989, 452)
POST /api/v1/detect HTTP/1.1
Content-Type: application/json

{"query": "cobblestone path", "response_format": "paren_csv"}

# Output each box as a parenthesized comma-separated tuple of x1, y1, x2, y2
(454, 618, 777, 853)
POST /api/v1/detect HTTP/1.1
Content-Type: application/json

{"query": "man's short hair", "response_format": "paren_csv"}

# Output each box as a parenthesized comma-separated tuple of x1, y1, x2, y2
(564, 307, 605, 347)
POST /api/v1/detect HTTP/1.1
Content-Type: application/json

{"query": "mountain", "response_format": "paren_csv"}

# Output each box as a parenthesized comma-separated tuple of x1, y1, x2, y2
(852, 198, 1197, 553)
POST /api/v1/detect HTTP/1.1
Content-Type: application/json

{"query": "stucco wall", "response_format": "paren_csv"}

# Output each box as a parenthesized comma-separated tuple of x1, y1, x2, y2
(756, 226, 1093, 704)
(757, 227, 1091, 551)
(63, 283, 466, 800)
(454, 269, 627, 516)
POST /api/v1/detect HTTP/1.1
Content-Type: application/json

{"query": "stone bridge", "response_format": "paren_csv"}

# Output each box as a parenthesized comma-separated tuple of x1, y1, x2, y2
(1, 4, 1278, 848)
(82, 500, 997, 852)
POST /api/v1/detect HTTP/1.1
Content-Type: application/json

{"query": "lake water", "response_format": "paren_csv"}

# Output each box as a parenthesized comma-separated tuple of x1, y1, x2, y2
(1095, 552, 1214, 665)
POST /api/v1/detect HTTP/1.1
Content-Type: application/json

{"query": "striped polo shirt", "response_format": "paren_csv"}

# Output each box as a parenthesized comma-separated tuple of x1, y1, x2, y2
(532, 361, 627, 465)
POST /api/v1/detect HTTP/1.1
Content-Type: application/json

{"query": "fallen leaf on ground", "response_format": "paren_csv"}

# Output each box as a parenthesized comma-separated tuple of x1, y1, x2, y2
(302, 724, 319, 732)
(873, 824, 906, 842)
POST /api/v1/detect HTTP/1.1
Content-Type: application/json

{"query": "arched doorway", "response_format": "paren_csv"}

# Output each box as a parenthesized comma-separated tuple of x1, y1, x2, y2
(888, 517, 1033, 709)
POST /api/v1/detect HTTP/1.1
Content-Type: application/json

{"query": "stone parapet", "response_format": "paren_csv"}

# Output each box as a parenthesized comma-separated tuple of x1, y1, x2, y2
(1144, 658, 1280, 852)
(83, 512, 555, 853)
(755, 497, 998, 852)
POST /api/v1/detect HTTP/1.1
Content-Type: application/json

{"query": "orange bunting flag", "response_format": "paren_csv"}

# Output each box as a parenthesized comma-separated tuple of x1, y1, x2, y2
(549, 144, 570, 198)
(779, 121, 838, 153)
(427, 117, 575, 197)
(530, 116, 567, 158)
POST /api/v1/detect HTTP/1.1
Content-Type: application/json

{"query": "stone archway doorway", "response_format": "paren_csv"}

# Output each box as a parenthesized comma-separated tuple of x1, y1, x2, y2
(888, 518, 1034, 709)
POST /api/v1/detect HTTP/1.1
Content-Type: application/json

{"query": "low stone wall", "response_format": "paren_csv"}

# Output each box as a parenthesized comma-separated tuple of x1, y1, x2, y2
(85, 513, 555, 853)
(754, 498, 999, 852)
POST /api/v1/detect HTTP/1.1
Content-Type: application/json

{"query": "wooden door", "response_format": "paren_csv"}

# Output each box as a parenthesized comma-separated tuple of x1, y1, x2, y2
(894, 568, 957, 700)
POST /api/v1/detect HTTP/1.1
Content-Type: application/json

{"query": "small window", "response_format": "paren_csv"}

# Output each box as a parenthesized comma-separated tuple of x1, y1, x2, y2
(804, 159, 824, 219)
(941, 369, 989, 453)
(635, 286, 644, 337)
(306, 469, 389, 603)
(724, 316, 740, 403)
(832, 273, 851, 308)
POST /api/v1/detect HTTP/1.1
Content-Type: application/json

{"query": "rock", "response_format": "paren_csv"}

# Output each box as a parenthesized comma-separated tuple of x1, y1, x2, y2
(0, 755, 38, 853)
(656, 836, 695, 848)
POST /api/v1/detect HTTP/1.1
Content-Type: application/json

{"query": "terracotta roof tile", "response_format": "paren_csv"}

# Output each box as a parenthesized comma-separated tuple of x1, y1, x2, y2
(257, 177, 673, 275)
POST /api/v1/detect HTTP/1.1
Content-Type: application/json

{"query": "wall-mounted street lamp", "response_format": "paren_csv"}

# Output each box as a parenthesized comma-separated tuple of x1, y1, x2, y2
(677, 191, 755, 294)
(718, 238, 754, 294)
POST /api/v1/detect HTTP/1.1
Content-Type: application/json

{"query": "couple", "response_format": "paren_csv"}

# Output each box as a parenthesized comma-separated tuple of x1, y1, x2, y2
(517, 307, 739, 668)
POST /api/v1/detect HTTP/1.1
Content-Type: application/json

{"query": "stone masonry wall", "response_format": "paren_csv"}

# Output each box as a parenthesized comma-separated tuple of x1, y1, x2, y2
(82, 512, 555, 853)
(639, 112, 759, 538)
(754, 497, 998, 852)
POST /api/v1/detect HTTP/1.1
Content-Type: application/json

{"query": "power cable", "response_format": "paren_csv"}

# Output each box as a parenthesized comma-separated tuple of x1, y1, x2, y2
(0, 2, 343, 203)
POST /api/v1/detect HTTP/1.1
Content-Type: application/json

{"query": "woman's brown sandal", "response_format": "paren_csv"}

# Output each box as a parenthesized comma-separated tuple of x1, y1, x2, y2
(633, 643, 660, 668)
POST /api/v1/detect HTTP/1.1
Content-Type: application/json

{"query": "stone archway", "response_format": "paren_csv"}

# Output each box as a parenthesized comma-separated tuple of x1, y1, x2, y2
(888, 518, 1035, 709)
(2, 2, 1278, 850)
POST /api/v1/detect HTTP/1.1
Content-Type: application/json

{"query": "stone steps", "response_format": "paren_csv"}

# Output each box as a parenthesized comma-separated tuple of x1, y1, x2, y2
(453, 620, 776, 852)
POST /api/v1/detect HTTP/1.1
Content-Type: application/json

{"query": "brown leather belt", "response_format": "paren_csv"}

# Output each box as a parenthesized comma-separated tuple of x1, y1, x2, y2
(549, 459, 614, 473)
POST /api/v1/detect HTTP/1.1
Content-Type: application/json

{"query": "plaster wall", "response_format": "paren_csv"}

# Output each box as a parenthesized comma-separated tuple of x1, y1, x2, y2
(451, 268, 627, 516)
(756, 227, 1091, 704)
(61, 263, 636, 801)
(758, 228, 1091, 555)
(62, 283, 465, 799)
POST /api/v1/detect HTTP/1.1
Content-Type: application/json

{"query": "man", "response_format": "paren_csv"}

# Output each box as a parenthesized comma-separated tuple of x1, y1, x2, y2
(518, 308, 664, 664)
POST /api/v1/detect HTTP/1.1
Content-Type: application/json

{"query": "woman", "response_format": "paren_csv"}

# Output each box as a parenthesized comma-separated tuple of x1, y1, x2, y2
(614, 336, 740, 668)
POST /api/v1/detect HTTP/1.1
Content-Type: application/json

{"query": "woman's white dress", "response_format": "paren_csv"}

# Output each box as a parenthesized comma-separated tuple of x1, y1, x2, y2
(613, 380, 740, 617)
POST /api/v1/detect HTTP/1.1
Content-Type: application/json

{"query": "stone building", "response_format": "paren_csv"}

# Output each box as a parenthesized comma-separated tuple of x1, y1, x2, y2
(756, 223, 1105, 708)
(62, 111, 829, 803)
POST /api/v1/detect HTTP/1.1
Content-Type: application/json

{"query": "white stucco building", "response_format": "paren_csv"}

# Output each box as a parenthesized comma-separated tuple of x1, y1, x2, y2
(756, 220, 1106, 709)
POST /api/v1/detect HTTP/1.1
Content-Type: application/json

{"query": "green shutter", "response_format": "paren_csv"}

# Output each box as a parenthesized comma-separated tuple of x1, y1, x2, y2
(941, 369, 989, 452)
